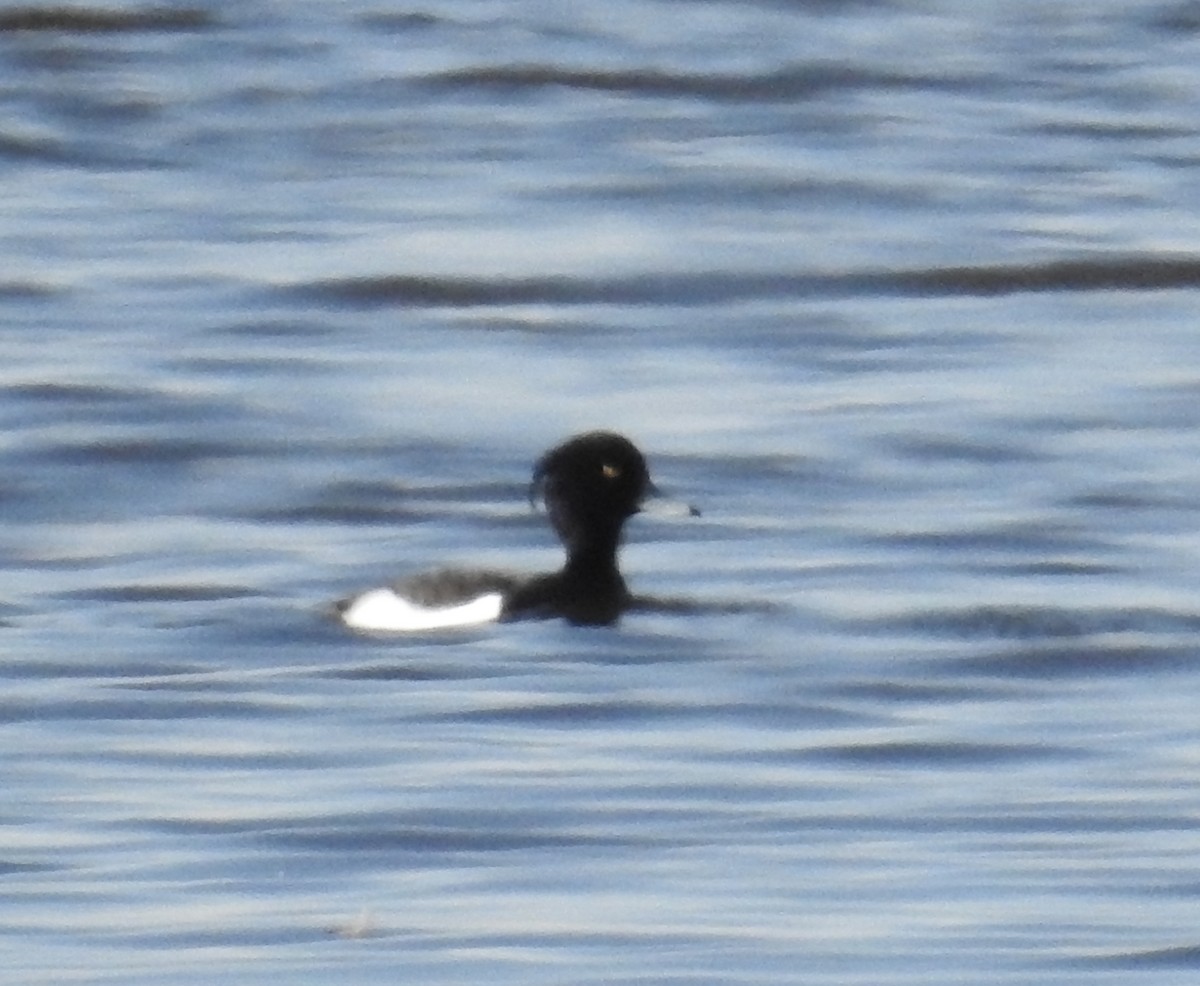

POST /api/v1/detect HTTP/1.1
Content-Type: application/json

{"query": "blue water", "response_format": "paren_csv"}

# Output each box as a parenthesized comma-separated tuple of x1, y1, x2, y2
(4, 1, 1200, 983)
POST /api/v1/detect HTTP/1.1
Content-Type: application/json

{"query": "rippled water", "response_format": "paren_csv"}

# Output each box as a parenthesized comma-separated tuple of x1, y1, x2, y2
(5, 1, 1200, 983)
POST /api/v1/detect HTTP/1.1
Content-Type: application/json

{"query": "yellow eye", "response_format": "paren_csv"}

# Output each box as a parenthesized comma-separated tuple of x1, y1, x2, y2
(601, 463, 621, 480)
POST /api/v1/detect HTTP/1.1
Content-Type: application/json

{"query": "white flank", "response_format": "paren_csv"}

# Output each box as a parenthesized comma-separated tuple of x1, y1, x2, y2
(340, 588, 504, 632)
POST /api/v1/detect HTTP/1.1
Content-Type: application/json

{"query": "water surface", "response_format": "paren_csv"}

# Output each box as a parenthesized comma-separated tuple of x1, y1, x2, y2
(4, 1, 1200, 983)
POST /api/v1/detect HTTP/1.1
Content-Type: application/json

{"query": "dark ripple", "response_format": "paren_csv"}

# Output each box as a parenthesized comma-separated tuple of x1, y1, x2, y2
(0, 279, 59, 298)
(0, 130, 72, 163)
(832, 680, 1023, 703)
(432, 698, 684, 726)
(291, 273, 645, 307)
(259, 503, 431, 524)
(772, 807, 1200, 836)
(1069, 486, 1195, 511)
(0, 6, 214, 32)
(429, 699, 868, 729)
(997, 560, 1124, 576)
(0, 658, 201, 679)
(1032, 120, 1193, 141)
(33, 438, 238, 465)
(0, 696, 294, 724)
(326, 662, 506, 682)
(577, 173, 936, 209)
(421, 62, 965, 102)
(359, 11, 442, 32)
(7, 384, 246, 432)
(11, 382, 148, 403)
(940, 641, 1198, 679)
(889, 435, 1044, 464)
(1081, 944, 1200, 968)
(877, 521, 1099, 554)
(56, 583, 258, 603)
(627, 594, 779, 619)
(0, 860, 57, 875)
(882, 604, 1200, 640)
(842, 254, 1200, 294)
(691, 452, 835, 483)
(1149, 1, 1200, 34)
(286, 254, 1200, 310)
(156, 809, 651, 852)
(267, 826, 628, 854)
(804, 739, 1074, 766)
(210, 318, 338, 340)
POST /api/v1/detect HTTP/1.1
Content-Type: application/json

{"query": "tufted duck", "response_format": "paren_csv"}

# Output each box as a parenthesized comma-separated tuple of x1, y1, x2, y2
(336, 431, 692, 632)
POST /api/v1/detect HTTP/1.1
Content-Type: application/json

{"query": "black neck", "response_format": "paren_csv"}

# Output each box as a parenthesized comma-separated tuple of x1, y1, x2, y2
(562, 524, 623, 580)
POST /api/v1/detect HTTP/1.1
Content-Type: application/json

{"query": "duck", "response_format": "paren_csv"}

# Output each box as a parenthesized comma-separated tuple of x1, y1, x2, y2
(336, 431, 691, 632)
